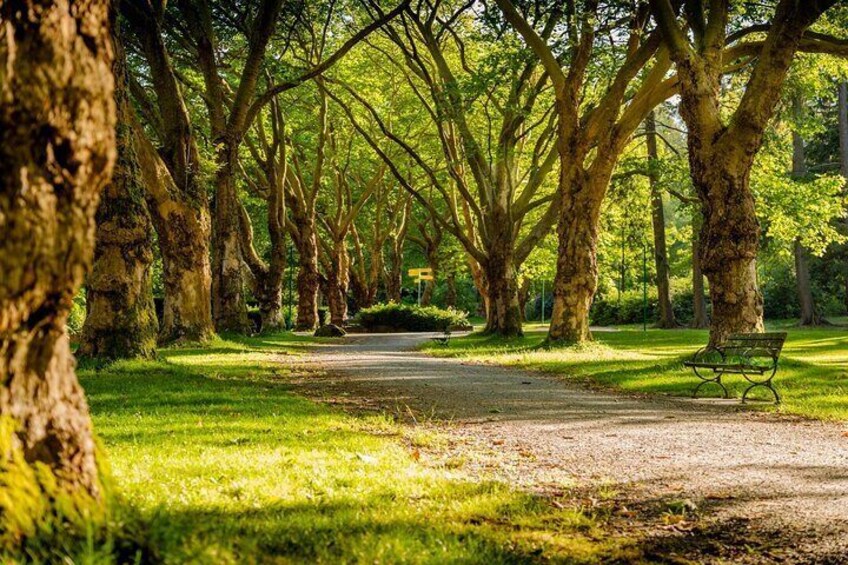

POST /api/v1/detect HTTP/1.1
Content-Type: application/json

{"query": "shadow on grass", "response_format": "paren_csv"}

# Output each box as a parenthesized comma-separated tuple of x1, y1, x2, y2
(72, 334, 626, 563)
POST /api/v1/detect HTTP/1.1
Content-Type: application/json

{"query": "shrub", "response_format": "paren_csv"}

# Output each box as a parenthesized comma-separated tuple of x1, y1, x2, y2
(355, 303, 468, 332)
(590, 278, 706, 326)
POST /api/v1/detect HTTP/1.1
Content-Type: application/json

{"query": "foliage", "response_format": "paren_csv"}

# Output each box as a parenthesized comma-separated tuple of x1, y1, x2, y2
(356, 302, 468, 332)
(591, 278, 698, 326)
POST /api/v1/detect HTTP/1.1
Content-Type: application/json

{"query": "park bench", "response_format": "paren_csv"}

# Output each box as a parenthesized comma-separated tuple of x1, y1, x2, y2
(431, 329, 452, 346)
(683, 332, 787, 404)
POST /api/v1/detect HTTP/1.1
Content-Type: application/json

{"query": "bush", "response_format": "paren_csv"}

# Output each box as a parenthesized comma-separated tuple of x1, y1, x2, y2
(590, 278, 705, 326)
(355, 303, 468, 332)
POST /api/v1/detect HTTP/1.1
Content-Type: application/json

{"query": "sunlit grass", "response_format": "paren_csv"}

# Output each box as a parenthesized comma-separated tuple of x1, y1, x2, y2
(74, 332, 632, 563)
(422, 323, 848, 421)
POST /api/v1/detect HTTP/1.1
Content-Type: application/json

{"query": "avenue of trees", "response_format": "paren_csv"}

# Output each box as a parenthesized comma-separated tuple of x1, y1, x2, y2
(2, 0, 848, 516)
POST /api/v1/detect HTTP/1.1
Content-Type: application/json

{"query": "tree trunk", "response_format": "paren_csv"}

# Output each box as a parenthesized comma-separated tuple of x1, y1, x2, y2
(445, 272, 458, 308)
(421, 259, 439, 307)
(122, 1, 215, 345)
(294, 220, 320, 331)
(645, 111, 677, 328)
(211, 152, 250, 333)
(547, 175, 604, 344)
(482, 237, 522, 337)
(794, 240, 820, 325)
(0, 0, 115, 498)
(325, 241, 350, 326)
(839, 82, 848, 313)
(134, 123, 215, 343)
(518, 278, 531, 322)
(790, 100, 822, 326)
(384, 234, 403, 303)
(691, 211, 710, 329)
(80, 31, 157, 360)
(696, 166, 764, 346)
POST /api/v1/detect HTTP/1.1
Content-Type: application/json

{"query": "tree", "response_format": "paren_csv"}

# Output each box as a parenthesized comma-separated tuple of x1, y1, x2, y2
(241, 94, 289, 332)
(122, 0, 216, 343)
(80, 23, 158, 359)
(650, 0, 847, 344)
(496, 0, 674, 344)
(645, 110, 678, 328)
(0, 0, 115, 497)
(330, 2, 562, 336)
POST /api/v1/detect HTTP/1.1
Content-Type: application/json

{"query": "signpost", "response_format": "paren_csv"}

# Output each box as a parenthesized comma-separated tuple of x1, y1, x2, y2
(408, 268, 433, 305)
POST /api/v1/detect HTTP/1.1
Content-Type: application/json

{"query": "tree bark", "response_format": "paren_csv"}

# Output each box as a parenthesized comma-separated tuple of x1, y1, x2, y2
(294, 219, 320, 331)
(80, 27, 157, 360)
(134, 123, 214, 343)
(324, 240, 350, 326)
(384, 234, 404, 303)
(691, 211, 710, 328)
(211, 152, 250, 333)
(693, 155, 764, 345)
(0, 0, 115, 497)
(481, 229, 523, 337)
(547, 180, 602, 344)
(645, 111, 677, 328)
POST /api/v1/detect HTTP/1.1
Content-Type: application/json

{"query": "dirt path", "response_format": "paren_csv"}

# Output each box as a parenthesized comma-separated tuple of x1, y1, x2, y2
(300, 333, 848, 563)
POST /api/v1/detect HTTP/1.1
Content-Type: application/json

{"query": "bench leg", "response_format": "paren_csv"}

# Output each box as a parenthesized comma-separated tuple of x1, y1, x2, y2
(742, 381, 780, 404)
(692, 371, 728, 399)
(741, 367, 780, 404)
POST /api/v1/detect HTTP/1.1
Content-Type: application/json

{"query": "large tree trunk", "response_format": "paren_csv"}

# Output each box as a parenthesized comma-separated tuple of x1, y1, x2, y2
(548, 214, 597, 343)
(80, 31, 157, 360)
(325, 241, 350, 326)
(481, 234, 522, 337)
(691, 211, 710, 329)
(695, 162, 764, 345)
(211, 153, 250, 333)
(134, 124, 214, 343)
(294, 217, 320, 331)
(0, 0, 115, 497)
(645, 111, 677, 328)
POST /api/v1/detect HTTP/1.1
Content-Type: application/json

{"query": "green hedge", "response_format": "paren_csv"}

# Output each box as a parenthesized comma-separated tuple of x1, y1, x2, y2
(355, 303, 468, 332)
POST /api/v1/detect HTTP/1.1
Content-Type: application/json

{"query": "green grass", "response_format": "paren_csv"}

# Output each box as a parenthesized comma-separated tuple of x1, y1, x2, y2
(63, 332, 634, 563)
(422, 323, 848, 421)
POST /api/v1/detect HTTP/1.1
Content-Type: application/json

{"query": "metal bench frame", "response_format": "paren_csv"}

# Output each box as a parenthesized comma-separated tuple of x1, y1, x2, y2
(683, 332, 787, 403)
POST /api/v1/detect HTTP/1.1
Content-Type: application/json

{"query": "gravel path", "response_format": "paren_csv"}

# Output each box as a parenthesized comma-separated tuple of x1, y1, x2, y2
(301, 333, 848, 562)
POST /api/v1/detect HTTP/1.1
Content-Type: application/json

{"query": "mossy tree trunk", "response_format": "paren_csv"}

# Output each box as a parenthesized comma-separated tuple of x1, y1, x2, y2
(0, 0, 115, 497)
(80, 24, 157, 360)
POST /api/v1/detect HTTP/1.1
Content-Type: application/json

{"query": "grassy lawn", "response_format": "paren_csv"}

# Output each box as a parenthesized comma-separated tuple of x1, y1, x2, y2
(422, 322, 848, 422)
(65, 332, 635, 564)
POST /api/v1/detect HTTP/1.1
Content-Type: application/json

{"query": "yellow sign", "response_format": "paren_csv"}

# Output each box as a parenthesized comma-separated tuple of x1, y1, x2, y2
(418, 275, 434, 281)
(407, 268, 432, 277)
